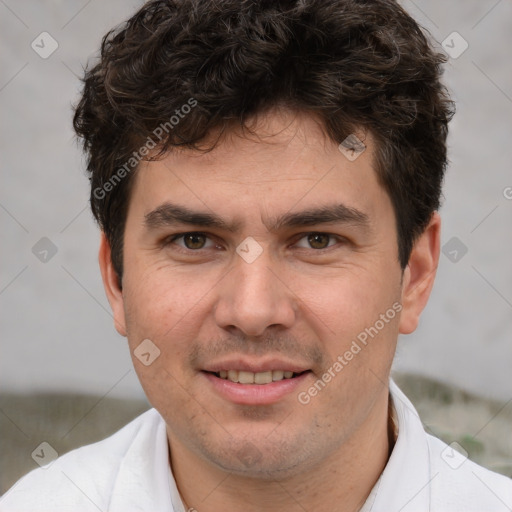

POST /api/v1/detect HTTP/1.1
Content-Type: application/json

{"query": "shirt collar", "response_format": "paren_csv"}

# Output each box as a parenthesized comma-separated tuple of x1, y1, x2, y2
(365, 379, 432, 512)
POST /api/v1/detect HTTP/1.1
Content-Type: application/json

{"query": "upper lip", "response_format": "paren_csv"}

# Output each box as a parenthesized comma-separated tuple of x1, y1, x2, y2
(202, 358, 310, 374)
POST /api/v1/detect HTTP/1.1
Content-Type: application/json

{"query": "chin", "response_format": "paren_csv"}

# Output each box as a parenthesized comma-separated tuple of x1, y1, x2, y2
(199, 435, 321, 481)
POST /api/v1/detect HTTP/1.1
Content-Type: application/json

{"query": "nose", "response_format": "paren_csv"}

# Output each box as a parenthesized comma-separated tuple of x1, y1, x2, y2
(213, 250, 297, 337)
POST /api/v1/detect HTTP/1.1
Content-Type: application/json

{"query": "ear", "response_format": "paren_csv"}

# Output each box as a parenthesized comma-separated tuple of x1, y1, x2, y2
(399, 212, 441, 334)
(98, 232, 127, 337)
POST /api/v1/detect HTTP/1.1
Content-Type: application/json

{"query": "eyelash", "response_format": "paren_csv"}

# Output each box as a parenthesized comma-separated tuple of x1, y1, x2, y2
(165, 232, 218, 251)
(164, 232, 345, 253)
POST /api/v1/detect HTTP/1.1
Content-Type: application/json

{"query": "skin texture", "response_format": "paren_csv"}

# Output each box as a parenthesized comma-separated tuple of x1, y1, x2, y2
(99, 109, 440, 512)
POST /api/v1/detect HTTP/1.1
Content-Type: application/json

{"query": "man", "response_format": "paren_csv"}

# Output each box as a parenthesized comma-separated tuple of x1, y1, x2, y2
(1, 0, 511, 510)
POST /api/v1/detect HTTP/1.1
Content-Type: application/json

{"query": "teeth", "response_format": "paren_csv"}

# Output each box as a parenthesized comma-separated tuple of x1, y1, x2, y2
(216, 370, 298, 384)
(238, 370, 255, 384)
(254, 371, 272, 384)
(272, 370, 284, 381)
(228, 370, 239, 383)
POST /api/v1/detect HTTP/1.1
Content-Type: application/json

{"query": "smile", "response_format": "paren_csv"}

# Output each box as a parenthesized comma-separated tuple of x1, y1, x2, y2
(202, 370, 312, 405)
(214, 369, 304, 384)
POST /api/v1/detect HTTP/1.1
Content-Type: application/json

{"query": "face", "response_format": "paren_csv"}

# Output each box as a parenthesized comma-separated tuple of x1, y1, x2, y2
(100, 109, 438, 479)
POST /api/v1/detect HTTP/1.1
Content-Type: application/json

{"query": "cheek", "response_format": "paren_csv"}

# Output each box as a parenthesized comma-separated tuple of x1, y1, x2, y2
(123, 261, 199, 328)
(121, 274, 199, 407)
(121, 264, 220, 374)
(298, 264, 400, 332)
(298, 269, 402, 389)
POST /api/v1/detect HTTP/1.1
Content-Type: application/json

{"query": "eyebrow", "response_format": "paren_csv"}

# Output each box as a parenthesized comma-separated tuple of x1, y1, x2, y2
(144, 203, 242, 232)
(143, 202, 371, 233)
(267, 204, 370, 232)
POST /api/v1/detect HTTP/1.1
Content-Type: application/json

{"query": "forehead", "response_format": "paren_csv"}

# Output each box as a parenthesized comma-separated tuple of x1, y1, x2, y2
(128, 109, 389, 224)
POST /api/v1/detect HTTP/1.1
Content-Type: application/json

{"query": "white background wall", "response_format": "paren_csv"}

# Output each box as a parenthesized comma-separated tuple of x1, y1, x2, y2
(1, 0, 511, 401)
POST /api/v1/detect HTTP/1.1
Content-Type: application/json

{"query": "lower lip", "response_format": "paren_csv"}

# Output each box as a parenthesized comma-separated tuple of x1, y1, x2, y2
(202, 371, 311, 405)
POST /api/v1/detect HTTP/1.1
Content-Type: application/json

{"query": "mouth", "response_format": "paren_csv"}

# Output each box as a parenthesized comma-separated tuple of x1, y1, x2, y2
(202, 369, 312, 405)
(206, 369, 308, 384)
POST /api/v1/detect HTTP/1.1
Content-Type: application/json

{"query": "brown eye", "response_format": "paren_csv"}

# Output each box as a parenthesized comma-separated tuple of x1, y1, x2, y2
(307, 233, 331, 249)
(166, 232, 217, 252)
(183, 233, 207, 249)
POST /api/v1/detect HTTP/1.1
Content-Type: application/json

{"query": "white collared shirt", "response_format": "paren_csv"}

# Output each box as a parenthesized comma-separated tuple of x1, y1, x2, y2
(1, 380, 511, 511)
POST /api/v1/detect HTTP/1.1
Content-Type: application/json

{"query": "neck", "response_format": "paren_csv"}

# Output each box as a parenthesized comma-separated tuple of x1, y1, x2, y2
(169, 391, 393, 512)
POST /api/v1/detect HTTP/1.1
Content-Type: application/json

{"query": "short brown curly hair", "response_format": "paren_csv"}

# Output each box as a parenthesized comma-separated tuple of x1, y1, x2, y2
(73, 0, 454, 282)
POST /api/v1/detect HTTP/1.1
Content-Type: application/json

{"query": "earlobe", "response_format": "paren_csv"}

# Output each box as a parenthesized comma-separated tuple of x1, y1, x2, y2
(398, 213, 441, 335)
(98, 233, 127, 337)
